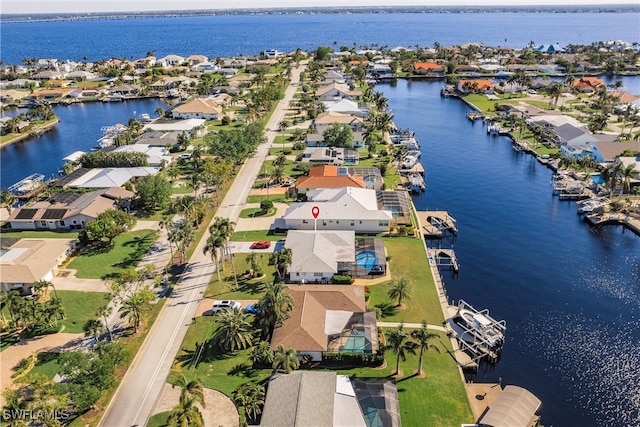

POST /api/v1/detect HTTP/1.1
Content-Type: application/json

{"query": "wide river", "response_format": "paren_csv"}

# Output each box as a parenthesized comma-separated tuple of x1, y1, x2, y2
(379, 79, 640, 427)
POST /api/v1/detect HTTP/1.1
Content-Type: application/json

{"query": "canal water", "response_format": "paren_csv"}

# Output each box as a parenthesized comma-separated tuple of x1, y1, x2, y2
(0, 98, 167, 188)
(379, 79, 640, 426)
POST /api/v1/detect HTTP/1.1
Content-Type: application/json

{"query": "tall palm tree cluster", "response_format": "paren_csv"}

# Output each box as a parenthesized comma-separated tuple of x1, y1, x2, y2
(385, 322, 440, 376)
(0, 281, 65, 331)
(601, 161, 639, 200)
(203, 217, 237, 283)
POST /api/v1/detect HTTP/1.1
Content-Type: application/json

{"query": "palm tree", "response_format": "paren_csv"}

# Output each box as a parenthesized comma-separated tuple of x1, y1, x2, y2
(245, 252, 263, 278)
(385, 323, 418, 376)
(269, 248, 292, 282)
(159, 215, 175, 262)
(204, 232, 225, 282)
(255, 282, 294, 340)
(118, 288, 155, 334)
(173, 373, 205, 408)
(96, 305, 114, 342)
(154, 106, 164, 117)
(250, 340, 274, 367)
(166, 394, 204, 427)
(411, 321, 441, 375)
(233, 381, 265, 425)
(387, 277, 412, 307)
(212, 308, 254, 353)
(618, 163, 639, 200)
(278, 120, 290, 151)
(272, 345, 299, 374)
(83, 318, 105, 342)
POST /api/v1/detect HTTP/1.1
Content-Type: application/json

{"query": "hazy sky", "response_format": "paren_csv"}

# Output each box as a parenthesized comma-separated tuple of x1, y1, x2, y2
(2, 1, 638, 14)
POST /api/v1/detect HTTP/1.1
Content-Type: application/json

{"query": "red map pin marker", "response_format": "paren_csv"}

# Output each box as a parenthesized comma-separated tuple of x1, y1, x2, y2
(311, 206, 320, 219)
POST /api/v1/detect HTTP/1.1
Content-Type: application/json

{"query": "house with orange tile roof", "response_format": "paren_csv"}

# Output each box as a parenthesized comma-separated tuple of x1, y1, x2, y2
(414, 62, 444, 75)
(457, 79, 494, 94)
(171, 97, 223, 120)
(295, 165, 366, 192)
(573, 76, 605, 93)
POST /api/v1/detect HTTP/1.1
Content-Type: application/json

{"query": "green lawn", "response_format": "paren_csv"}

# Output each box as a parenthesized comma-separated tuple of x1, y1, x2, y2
(246, 194, 292, 204)
(204, 252, 276, 300)
(368, 237, 445, 326)
(67, 229, 158, 279)
(58, 290, 110, 334)
(30, 352, 63, 380)
(239, 208, 276, 219)
(147, 412, 170, 427)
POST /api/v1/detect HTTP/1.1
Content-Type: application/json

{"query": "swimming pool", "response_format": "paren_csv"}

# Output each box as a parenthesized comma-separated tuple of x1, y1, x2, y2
(356, 250, 378, 269)
(591, 174, 605, 185)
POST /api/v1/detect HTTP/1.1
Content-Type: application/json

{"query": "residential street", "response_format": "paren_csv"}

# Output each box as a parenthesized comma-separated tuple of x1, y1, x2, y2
(99, 62, 306, 427)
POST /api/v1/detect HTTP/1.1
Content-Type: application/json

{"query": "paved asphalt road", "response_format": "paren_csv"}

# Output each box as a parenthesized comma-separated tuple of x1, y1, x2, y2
(99, 62, 307, 427)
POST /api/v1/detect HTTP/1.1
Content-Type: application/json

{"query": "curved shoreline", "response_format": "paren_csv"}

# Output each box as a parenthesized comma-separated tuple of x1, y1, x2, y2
(0, 119, 59, 148)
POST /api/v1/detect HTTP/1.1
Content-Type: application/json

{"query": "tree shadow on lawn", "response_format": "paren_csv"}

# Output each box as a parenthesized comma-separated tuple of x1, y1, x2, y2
(77, 242, 111, 257)
(228, 362, 259, 379)
(113, 234, 156, 270)
(175, 339, 234, 368)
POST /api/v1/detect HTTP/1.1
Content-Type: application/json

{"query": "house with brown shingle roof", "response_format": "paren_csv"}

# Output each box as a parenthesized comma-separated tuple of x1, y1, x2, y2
(314, 111, 365, 133)
(0, 238, 76, 294)
(270, 284, 378, 362)
(315, 83, 362, 101)
(7, 188, 133, 231)
(171, 97, 223, 120)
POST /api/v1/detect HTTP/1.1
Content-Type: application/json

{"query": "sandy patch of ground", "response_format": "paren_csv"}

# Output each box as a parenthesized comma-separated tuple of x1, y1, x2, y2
(152, 382, 239, 427)
(0, 332, 86, 406)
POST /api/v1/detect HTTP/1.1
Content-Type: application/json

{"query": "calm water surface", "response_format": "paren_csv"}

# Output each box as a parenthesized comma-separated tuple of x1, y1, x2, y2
(0, 99, 167, 187)
(379, 79, 640, 427)
(1, 12, 639, 63)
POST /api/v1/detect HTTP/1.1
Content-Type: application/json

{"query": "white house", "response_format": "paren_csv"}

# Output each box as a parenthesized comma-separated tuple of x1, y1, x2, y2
(156, 55, 185, 67)
(143, 118, 207, 136)
(301, 147, 359, 165)
(314, 111, 365, 133)
(282, 187, 392, 233)
(113, 144, 172, 167)
(323, 99, 366, 117)
(315, 83, 362, 101)
(0, 239, 76, 294)
(285, 230, 355, 283)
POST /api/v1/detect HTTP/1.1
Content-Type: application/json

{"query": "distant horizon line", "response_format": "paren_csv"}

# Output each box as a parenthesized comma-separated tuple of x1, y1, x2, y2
(2, 4, 639, 17)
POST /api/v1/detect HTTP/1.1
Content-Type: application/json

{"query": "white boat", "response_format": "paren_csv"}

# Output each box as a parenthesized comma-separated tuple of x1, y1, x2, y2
(577, 197, 608, 215)
(408, 173, 425, 193)
(138, 113, 152, 123)
(446, 301, 506, 350)
(8, 173, 45, 195)
(106, 94, 124, 102)
(401, 150, 421, 169)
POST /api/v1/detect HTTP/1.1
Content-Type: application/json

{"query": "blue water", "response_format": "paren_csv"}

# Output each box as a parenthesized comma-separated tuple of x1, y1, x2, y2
(592, 174, 606, 185)
(0, 99, 167, 187)
(1, 10, 640, 426)
(379, 79, 640, 427)
(1, 12, 639, 64)
(356, 250, 378, 269)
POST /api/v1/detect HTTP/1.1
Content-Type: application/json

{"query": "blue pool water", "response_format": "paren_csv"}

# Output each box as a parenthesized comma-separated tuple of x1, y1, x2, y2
(591, 174, 605, 185)
(356, 250, 378, 269)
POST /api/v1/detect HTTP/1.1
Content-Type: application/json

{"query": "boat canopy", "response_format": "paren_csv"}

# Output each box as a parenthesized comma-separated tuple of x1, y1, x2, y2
(480, 385, 541, 427)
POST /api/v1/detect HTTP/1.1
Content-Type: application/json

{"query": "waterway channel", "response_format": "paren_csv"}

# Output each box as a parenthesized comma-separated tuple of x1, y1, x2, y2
(379, 79, 640, 427)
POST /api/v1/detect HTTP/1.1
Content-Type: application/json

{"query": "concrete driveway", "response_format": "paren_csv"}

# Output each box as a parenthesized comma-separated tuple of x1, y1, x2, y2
(227, 239, 285, 254)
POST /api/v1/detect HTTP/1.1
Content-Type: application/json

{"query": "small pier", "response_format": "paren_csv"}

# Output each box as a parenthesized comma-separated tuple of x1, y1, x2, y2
(8, 173, 46, 199)
(466, 111, 484, 122)
(428, 248, 459, 271)
(416, 210, 458, 238)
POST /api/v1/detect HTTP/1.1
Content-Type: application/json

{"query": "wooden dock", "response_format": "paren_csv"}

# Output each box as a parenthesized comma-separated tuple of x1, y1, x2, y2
(416, 210, 458, 238)
(429, 248, 459, 271)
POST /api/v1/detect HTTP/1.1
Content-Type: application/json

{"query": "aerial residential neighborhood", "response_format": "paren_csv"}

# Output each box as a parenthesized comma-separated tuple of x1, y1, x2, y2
(1, 30, 639, 427)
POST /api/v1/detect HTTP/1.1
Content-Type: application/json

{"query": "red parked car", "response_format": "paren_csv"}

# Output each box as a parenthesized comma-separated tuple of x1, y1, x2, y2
(250, 241, 271, 249)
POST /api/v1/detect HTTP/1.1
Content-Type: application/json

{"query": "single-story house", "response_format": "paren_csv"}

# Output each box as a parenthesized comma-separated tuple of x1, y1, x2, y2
(142, 119, 207, 136)
(295, 165, 366, 193)
(65, 167, 159, 189)
(113, 144, 172, 167)
(573, 76, 605, 93)
(285, 231, 355, 283)
(135, 131, 181, 147)
(171, 98, 222, 120)
(6, 187, 133, 231)
(458, 79, 494, 94)
(414, 62, 444, 75)
(314, 111, 365, 133)
(301, 147, 359, 165)
(315, 83, 362, 101)
(260, 372, 400, 427)
(270, 284, 379, 361)
(155, 54, 185, 67)
(323, 99, 367, 117)
(283, 187, 392, 233)
(0, 239, 76, 295)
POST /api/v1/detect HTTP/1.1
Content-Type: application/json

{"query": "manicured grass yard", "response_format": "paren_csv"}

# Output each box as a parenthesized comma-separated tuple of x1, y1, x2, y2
(67, 229, 158, 279)
(0, 230, 79, 240)
(30, 352, 63, 379)
(368, 237, 445, 325)
(204, 252, 276, 300)
(58, 290, 110, 334)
